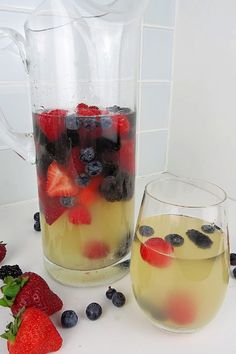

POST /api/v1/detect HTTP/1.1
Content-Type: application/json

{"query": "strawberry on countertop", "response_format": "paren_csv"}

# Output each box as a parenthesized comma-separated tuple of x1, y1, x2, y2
(0, 272, 63, 316)
(1, 307, 62, 354)
(0, 241, 7, 263)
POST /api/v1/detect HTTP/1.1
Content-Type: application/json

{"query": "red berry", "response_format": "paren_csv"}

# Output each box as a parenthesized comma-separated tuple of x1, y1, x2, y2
(83, 241, 109, 259)
(119, 139, 135, 174)
(140, 237, 173, 268)
(0, 241, 7, 263)
(117, 114, 130, 135)
(79, 188, 98, 206)
(68, 205, 91, 225)
(46, 161, 78, 197)
(167, 293, 197, 325)
(37, 109, 67, 141)
(77, 103, 88, 110)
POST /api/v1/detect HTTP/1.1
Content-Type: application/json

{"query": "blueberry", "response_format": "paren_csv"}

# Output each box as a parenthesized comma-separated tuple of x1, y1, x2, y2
(45, 133, 71, 165)
(201, 225, 215, 234)
(106, 286, 117, 300)
(85, 161, 103, 176)
(100, 172, 134, 202)
(34, 221, 41, 232)
(230, 253, 236, 266)
(86, 303, 102, 321)
(139, 225, 154, 237)
(66, 114, 80, 130)
(165, 234, 184, 247)
(61, 310, 78, 328)
(100, 116, 112, 129)
(186, 229, 213, 249)
(82, 117, 96, 130)
(80, 147, 95, 162)
(60, 197, 75, 208)
(233, 268, 236, 279)
(76, 173, 90, 187)
(34, 212, 40, 222)
(112, 292, 126, 307)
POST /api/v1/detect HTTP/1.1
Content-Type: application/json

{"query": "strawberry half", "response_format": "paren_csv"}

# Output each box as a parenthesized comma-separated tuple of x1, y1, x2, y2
(0, 272, 63, 316)
(167, 293, 197, 325)
(1, 307, 62, 354)
(46, 161, 78, 197)
(37, 109, 67, 141)
(0, 241, 7, 263)
(68, 205, 91, 225)
(140, 237, 174, 268)
(83, 240, 109, 259)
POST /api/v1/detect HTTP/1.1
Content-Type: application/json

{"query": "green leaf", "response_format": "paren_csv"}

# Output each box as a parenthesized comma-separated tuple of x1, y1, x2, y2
(0, 298, 9, 307)
(2, 284, 21, 298)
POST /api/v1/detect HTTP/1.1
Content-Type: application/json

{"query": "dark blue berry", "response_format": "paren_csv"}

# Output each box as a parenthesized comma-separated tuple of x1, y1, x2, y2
(186, 229, 213, 249)
(34, 221, 41, 232)
(100, 116, 112, 129)
(165, 234, 184, 247)
(201, 225, 215, 234)
(80, 147, 95, 162)
(139, 225, 154, 237)
(82, 117, 96, 130)
(85, 161, 103, 176)
(86, 303, 102, 321)
(76, 173, 90, 187)
(106, 105, 121, 113)
(230, 253, 236, 266)
(33, 212, 40, 222)
(106, 286, 117, 300)
(66, 114, 80, 130)
(60, 197, 75, 208)
(100, 172, 134, 202)
(233, 268, 236, 279)
(61, 310, 78, 328)
(112, 292, 126, 307)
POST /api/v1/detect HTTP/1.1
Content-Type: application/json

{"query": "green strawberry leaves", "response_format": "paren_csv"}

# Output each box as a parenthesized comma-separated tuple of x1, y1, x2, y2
(0, 276, 29, 308)
(0, 308, 24, 343)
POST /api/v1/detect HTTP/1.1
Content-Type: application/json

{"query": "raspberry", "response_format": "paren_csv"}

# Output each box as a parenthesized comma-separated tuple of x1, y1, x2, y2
(167, 293, 197, 325)
(68, 205, 91, 225)
(83, 241, 109, 259)
(140, 238, 173, 268)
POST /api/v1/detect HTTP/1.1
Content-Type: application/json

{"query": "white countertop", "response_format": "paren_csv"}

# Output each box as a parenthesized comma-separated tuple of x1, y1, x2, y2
(0, 198, 236, 354)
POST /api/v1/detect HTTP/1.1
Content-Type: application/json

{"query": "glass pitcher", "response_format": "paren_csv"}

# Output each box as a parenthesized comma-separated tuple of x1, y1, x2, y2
(0, 0, 148, 286)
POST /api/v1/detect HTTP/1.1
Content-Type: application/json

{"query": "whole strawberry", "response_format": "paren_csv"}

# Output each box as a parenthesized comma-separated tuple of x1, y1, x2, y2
(0, 272, 63, 316)
(0, 241, 7, 263)
(1, 307, 62, 354)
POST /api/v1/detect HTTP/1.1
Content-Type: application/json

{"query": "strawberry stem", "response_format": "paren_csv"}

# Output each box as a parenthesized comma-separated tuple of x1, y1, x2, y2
(0, 276, 29, 308)
(0, 308, 24, 343)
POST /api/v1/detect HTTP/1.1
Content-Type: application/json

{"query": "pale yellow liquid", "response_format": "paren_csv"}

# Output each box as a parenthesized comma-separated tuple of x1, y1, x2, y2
(41, 198, 134, 270)
(130, 214, 229, 331)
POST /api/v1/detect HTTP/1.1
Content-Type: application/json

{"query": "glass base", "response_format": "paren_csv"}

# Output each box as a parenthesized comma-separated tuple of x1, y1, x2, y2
(44, 255, 130, 287)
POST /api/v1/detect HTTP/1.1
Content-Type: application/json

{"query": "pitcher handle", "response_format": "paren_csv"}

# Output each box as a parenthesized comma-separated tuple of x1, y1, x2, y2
(0, 27, 35, 164)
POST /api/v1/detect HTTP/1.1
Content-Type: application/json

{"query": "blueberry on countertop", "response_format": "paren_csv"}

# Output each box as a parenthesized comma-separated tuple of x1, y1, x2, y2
(34, 221, 41, 232)
(86, 303, 102, 321)
(230, 253, 236, 266)
(112, 292, 126, 307)
(106, 286, 117, 300)
(61, 310, 78, 328)
(33, 212, 40, 222)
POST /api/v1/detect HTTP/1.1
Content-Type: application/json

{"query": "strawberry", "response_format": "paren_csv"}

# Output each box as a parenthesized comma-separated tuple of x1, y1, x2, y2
(0, 272, 63, 316)
(37, 109, 67, 141)
(119, 139, 135, 174)
(167, 293, 197, 325)
(115, 114, 130, 136)
(68, 205, 91, 225)
(0, 241, 7, 263)
(83, 240, 109, 259)
(1, 307, 62, 354)
(79, 188, 98, 206)
(46, 161, 78, 197)
(140, 237, 173, 268)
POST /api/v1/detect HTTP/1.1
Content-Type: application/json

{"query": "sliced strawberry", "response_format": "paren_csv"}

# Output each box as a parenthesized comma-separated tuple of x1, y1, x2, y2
(167, 293, 197, 325)
(140, 237, 173, 268)
(68, 205, 91, 225)
(46, 161, 78, 197)
(83, 240, 109, 259)
(37, 109, 67, 141)
(43, 198, 66, 225)
(119, 139, 135, 174)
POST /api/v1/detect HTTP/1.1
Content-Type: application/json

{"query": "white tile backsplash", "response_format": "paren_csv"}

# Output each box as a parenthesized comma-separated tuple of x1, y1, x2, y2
(144, 0, 176, 27)
(141, 27, 174, 81)
(0, 0, 176, 204)
(140, 82, 171, 131)
(138, 130, 168, 176)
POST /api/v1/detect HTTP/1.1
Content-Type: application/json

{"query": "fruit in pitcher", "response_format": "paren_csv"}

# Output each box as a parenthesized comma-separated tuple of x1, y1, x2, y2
(165, 234, 184, 247)
(46, 161, 78, 197)
(0, 272, 63, 316)
(75, 173, 90, 187)
(59, 196, 75, 208)
(68, 205, 91, 225)
(167, 293, 197, 325)
(83, 241, 109, 259)
(119, 139, 135, 174)
(140, 237, 173, 268)
(0, 265, 22, 281)
(66, 114, 80, 130)
(85, 161, 103, 176)
(1, 307, 62, 354)
(86, 303, 102, 321)
(100, 172, 133, 202)
(115, 114, 130, 136)
(0, 242, 7, 263)
(186, 229, 213, 249)
(80, 147, 95, 163)
(37, 109, 67, 141)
